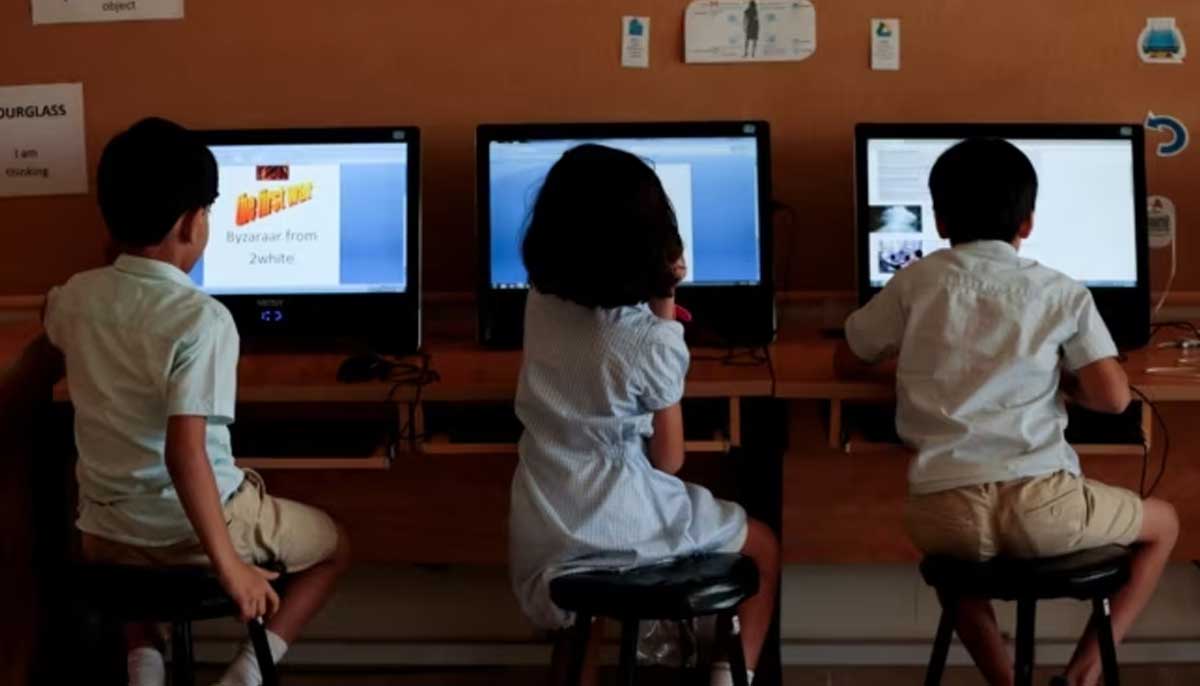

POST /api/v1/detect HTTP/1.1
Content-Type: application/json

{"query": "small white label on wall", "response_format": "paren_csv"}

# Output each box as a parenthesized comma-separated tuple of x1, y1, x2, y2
(622, 16, 651, 68)
(0, 83, 87, 198)
(32, 0, 184, 25)
(1148, 196, 1176, 248)
(871, 18, 901, 70)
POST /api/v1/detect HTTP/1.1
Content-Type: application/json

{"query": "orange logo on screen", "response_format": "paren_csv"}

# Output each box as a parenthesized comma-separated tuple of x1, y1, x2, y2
(235, 182, 314, 226)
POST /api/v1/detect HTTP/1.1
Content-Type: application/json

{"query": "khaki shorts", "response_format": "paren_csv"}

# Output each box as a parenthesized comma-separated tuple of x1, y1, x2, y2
(905, 470, 1143, 561)
(82, 470, 340, 574)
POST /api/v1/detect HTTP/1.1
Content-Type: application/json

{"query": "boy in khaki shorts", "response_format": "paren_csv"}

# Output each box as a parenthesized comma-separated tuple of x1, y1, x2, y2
(836, 138, 1178, 686)
(44, 118, 350, 686)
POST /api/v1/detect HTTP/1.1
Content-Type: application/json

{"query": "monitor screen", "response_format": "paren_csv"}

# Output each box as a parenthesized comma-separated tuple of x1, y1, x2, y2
(191, 141, 410, 296)
(487, 134, 763, 289)
(862, 136, 1140, 289)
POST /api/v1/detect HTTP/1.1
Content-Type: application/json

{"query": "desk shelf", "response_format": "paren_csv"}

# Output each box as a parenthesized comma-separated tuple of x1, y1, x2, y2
(230, 402, 399, 470)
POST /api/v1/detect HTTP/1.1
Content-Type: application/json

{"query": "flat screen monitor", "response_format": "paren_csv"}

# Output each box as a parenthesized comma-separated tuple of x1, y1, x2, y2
(191, 127, 420, 352)
(856, 123, 1149, 349)
(478, 121, 774, 348)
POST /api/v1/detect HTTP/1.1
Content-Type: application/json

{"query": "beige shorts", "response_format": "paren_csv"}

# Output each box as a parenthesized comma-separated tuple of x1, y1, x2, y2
(82, 470, 340, 574)
(905, 470, 1143, 561)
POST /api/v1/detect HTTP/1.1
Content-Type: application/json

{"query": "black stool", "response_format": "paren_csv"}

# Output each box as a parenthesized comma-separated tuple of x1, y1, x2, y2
(74, 564, 281, 686)
(550, 553, 759, 686)
(920, 545, 1133, 686)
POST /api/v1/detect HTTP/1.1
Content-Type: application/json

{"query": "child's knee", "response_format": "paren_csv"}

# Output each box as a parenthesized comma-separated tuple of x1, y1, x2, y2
(742, 518, 780, 575)
(331, 523, 352, 572)
(1141, 498, 1179, 545)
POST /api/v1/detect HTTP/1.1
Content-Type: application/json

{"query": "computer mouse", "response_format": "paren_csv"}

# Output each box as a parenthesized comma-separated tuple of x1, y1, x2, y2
(337, 354, 386, 384)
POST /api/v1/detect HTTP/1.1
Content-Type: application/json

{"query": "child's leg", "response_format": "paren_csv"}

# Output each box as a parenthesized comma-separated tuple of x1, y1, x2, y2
(263, 523, 352, 642)
(735, 518, 779, 672)
(1063, 498, 1179, 686)
(124, 623, 165, 686)
(946, 594, 1013, 686)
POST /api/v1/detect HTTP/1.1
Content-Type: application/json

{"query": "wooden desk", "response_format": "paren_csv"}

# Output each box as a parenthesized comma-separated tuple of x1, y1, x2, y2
(0, 319, 775, 565)
(771, 330, 1200, 563)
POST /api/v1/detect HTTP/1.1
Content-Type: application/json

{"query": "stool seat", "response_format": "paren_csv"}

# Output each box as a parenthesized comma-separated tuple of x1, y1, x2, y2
(550, 553, 759, 621)
(71, 563, 282, 686)
(74, 564, 247, 623)
(919, 545, 1132, 602)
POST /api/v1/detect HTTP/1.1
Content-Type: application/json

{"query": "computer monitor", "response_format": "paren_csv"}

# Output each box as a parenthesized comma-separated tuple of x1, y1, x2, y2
(191, 127, 421, 352)
(478, 121, 774, 348)
(855, 123, 1149, 349)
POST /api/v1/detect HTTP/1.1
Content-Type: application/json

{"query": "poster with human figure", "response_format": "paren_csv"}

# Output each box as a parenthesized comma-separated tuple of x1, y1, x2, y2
(685, 0, 815, 63)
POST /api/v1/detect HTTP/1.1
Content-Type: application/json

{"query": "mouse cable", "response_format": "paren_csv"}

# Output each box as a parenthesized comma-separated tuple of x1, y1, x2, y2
(377, 352, 440, 448)
(1129, 384, 1169, 498)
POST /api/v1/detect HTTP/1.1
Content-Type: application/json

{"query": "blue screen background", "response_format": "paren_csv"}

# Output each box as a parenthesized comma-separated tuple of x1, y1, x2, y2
(192, 144, 408, 294)
(488, 138, 762, 287)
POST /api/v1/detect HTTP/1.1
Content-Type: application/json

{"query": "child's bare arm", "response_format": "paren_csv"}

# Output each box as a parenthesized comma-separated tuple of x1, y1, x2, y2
(1063, 357, 1131, 414)
(165, 415, 280, 621)
(650, 404, 685, 474)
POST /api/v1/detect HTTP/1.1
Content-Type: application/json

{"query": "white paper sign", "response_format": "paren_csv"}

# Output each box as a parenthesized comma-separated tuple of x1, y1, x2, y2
(32, 0, 183, 25)
(622, 16, 651, 69)
(0, 83, 87, 198)
(1148, 196, 1176, 248)
(685, 0, 816, 64)
(871, 18, 900, 70)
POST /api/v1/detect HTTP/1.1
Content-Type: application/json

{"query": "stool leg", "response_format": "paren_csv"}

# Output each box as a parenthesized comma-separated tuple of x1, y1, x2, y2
(171, 620, 195, 686)
(564, 614, 593, 686)
(619, 618, 640, 686)
(718, 612, 750, 686)
(1014, 598, 1037, 686)
(248, 619, 279, 686)
(1093, 597, 1121, 686)
(925, 596, 957, 686)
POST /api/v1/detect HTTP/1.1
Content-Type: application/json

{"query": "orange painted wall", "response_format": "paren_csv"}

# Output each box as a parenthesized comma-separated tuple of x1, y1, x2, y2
(0, 1, 1196, 295)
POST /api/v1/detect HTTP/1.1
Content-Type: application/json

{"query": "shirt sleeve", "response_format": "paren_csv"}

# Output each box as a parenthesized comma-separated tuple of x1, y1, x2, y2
(166, 313, 239, 424)
(42, 286, 62, 347)
(637, 320, 691, 412)
(844, 283, 906, 364)
(1061, 288, 1119, 371)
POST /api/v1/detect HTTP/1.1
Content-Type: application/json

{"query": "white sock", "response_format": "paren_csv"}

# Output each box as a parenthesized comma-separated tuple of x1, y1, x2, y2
(127, 646, 165, 686)
(710, 660, 754, 686)
(219, 628, 288, 686)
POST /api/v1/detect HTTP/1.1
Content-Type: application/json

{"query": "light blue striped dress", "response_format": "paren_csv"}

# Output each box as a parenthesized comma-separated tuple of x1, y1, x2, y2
(509, 289, 748, 629)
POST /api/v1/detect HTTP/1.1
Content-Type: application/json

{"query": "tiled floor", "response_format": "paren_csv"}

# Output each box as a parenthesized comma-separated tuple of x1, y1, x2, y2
(197, 664, 1200, 685)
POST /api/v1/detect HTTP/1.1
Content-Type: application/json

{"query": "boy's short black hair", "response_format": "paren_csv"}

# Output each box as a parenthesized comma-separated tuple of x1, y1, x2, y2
(521, 144, 683, 309)
(97, 117, 218, 247)
(928, 137, 1038, 245)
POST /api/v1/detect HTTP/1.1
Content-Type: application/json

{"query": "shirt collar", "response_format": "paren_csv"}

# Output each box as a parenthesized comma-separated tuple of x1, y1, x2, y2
(953, 240, 1021, 260)
(113, 254, 197, 288)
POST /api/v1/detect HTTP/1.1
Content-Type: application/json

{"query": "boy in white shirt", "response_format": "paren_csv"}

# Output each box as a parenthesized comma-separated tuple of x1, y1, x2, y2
(44, 118, 350, 686)
(837, 138, 1178, 686)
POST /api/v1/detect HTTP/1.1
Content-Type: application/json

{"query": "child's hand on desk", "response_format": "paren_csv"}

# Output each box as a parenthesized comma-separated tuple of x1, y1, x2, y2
(218, 559, 281, 622)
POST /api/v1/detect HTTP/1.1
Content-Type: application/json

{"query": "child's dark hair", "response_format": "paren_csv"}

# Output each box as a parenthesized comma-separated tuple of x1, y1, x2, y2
(521, 144, 683, 309)
(97, 117, 218, 247)
(928, 137, 1038, 245)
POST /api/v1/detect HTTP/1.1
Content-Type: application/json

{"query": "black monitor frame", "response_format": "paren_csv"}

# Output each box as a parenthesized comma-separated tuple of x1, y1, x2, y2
(197, 127, 421, 353)
(854, 122, 1150, 350)
(476, 121, 775, 348)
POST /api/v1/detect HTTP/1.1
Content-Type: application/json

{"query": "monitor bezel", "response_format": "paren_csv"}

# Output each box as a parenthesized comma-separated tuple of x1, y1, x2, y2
(196, 126, 422, 353)
(476, 120, 775, 348)
(854, 122, 1150, 349)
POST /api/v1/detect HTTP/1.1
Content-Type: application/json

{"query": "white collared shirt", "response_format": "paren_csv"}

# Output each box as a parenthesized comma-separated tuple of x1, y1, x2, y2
(45, 254, 244, 546)
(846, 241, 1119, 495)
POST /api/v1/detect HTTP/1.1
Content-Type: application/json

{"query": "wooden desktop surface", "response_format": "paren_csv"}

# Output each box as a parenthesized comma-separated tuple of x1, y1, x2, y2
(8, 317, 1200, 563)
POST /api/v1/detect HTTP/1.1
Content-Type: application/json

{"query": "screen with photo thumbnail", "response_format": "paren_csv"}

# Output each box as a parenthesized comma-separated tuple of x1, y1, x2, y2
(864, 138, 1139, 288)
(488, 136, 762, 288)
(191, 142, 409, 295)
